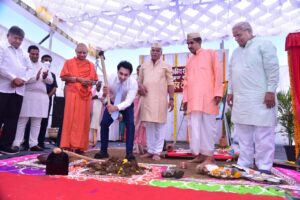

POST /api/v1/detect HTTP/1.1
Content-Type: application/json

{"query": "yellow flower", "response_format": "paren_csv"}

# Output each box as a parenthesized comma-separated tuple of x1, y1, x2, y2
(117, 167, 123, 174)
(122, 159, 128, 164)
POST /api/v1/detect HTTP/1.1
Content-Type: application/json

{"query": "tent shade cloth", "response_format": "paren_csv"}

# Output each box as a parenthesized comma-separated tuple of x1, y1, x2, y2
(15, 0, 300, 50)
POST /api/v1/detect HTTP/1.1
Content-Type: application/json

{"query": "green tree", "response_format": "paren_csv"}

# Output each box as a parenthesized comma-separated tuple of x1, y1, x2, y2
(277, 90, 294, 146)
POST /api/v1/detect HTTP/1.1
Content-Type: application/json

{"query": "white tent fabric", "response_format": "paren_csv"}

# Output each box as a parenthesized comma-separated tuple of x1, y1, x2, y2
(21, 0, 300, 50)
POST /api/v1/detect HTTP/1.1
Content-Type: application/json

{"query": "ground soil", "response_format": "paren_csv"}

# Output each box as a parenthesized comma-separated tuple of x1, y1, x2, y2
(80, 148, 235, 179)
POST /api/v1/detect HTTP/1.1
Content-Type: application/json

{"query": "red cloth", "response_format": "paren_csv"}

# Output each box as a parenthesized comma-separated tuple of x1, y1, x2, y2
(286, 33, 300, 124)
(0, 172, 283, 200)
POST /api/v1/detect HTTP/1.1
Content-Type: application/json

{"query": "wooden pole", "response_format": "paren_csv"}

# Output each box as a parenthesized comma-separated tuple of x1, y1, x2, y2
(99, 54, 111, 105)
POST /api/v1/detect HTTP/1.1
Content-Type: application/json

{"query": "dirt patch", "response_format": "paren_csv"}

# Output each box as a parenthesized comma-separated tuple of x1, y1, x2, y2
(81, 149, 235, 179)
(86, 157, 148, 177)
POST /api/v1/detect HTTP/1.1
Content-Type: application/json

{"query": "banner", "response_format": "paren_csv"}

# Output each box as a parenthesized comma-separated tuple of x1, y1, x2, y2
(172, 66, 185, 93)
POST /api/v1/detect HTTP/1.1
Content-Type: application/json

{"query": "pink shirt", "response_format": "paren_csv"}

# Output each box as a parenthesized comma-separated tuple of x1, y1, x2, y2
(183, 48, 223, 115)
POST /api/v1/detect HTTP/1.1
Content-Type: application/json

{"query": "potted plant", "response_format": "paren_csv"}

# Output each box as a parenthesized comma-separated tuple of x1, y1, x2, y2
(277, 90, 295, 161)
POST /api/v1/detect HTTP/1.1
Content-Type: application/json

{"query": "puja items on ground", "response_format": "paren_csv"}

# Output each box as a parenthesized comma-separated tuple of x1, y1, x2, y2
(161, 168, 184, 179)
(203, 164, 284, 184)
(205, 164, 242, 179)
(85, 157, 148, 177)
(232, 164, 284, 184)
(213, 146, 236, 161)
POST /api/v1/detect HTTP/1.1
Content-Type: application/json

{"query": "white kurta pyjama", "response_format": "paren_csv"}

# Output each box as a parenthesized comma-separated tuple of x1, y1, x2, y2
(188, 112, 217, 156)
(90, 89, 103, 130)
(228, 37, 279, 170)
(13, 62, 53, 147)
(145, 122, 167, 155)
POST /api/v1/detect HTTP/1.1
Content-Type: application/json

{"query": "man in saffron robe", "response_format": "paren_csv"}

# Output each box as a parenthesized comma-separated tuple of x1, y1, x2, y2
(183, 33, 223, 172)
(60, 43, 98, 153)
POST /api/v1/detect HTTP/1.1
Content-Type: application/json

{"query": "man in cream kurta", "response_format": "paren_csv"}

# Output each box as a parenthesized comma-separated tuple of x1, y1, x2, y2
(183, 33, 223, 171)
(227, 22, 279, 174)
(139, 43, 174, 160)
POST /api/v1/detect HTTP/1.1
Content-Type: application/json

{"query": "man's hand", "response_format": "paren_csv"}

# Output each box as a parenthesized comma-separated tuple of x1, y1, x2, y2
(92, 95, 98, 100)
(264, 92, 276, 109)
(107, 104, 118, 113)
(76, 77, 91, 87)
(168, 99, 174, 112)
(138, 84, 148, 96)
(36, 69, 42, 80)
(102, 86, 109, 96)
(227, 94, 233, 107)
(11, 78, 25, 88)
(214, 96, 222, 105)
(42, 70, 48, 79)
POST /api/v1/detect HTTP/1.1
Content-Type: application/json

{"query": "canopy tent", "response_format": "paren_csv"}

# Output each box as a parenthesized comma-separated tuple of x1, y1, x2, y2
(11, 0, 300, 51)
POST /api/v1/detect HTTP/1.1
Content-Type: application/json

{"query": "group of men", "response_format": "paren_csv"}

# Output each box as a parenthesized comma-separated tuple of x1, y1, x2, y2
(0, 26, 57, 155)
(0, 21, 279, 174)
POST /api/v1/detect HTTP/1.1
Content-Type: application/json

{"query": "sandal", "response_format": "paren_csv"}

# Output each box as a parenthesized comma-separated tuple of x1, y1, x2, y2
(161, 169, 184, 179)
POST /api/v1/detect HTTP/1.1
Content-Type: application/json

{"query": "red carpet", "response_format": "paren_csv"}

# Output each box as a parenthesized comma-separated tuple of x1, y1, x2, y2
(0, 172, 283, 200)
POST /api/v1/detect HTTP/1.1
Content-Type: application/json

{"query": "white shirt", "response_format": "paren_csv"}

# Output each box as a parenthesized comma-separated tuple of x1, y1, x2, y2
(228, 37, 279, 126)
(107, 73, 138, 111)
(19, 61, 53, 118)
(0, 41, 33, 96)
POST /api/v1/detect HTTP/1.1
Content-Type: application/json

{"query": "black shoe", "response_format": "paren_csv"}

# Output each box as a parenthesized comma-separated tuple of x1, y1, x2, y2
(125, 153, 136, 161)
(20, 144, 29, 151)
(0, 146, 19, 155)
(21, 142, 29, 150)
(94, 152, 109, 159)
(12, 146, 20, 152)
(30, 145, 44, 151)
(38, 143, 50, 150)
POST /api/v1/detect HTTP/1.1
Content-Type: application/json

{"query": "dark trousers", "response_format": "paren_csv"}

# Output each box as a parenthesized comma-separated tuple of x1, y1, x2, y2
(0, 92, 23, 149)
(23, 98, 52, 148)
(56, 97, 65, 146)
(100, 104, 135, 155)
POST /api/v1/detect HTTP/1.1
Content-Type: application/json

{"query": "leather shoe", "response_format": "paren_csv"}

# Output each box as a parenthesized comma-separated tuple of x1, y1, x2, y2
(94, 152, 109, 159)
(30, 145, 44, 151)
(125, 153, 136, 161)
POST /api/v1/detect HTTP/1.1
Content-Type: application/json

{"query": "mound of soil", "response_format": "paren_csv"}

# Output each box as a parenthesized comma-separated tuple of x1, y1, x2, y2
(86, 157, 148, 177)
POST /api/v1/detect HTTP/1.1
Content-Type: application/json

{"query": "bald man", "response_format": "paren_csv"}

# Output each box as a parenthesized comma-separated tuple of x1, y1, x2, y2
(60, 43, 98, 153)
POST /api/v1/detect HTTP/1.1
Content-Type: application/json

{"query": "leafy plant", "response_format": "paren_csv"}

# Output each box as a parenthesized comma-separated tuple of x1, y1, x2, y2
(277, 90, 294, 146)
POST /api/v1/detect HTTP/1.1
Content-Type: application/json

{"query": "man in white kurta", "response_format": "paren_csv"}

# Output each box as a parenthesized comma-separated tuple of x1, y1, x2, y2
(227, 22, 279, 174)
(139, 43, 174, 160)
(13, 45, 53, 151)
(0, 26, 33, 155)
